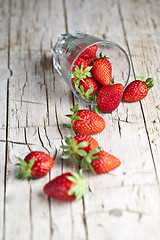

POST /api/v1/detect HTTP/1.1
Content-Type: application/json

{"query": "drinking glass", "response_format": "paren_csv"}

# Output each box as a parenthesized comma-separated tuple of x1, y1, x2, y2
(51, 31, 130, 105)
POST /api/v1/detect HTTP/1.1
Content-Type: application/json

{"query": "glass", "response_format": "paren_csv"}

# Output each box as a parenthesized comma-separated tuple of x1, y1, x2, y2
(51, 31, 130, 105)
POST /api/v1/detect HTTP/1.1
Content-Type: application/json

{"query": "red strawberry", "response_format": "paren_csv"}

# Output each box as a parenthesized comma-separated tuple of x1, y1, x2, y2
(96, 83, 124, 113)
(63, 103, 106, 135)
(85, 55, 97, 65)
(71, 58, 92, 86)
(17, 151, 54, 179)
(79, 44, 98, 59)
(43, 171, 86, 201)
(61, 135, 99, 163)
(82, 149, 121, 174)
(122, 74, 154, 102)
(75, 77, 98, 99)
(73, 57, 89, 70)
(90, 56, 112, 85)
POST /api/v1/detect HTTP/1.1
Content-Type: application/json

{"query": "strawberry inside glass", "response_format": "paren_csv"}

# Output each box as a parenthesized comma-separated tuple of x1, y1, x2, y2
(51, 31, 130, 105)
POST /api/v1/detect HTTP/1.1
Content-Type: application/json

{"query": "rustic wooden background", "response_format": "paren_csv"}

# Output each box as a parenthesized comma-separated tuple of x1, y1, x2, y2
(0, 0, 160, 239)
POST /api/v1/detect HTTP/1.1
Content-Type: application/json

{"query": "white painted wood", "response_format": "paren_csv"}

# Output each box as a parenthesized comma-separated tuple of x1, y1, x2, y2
(65, 0, 160, 240)
(1, 0, 160, 239)
(0, 0, 10, 239)
(118, 0, 160, 182)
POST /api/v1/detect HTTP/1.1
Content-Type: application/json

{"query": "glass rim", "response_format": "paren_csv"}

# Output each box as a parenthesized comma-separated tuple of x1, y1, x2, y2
(69, 40, 131, 106)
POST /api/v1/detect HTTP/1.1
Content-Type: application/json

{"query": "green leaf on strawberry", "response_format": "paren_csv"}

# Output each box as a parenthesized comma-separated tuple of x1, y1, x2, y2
(61, 136, 89, 164)
(71, 64, 92, 81)
(16, 157, 35, 180)
(75, 84, 94, 99)
(137, 74, 154, 90)
(67, 171, 87, 201)
(81, 147, 101, 173)
(63, 103, 82, 135)
(43, 171, 87, 201)
(63, 103, 106, 135)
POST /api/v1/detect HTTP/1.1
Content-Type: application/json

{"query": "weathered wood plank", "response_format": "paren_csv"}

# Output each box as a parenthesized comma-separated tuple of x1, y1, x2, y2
(1, 0, 160, 239)
(118, 0, 160, 182)
(65, 0, 160, 239)
(4, 0, 73, 239)
(0, 0, 10, 239)
(4, 0, 85, 239)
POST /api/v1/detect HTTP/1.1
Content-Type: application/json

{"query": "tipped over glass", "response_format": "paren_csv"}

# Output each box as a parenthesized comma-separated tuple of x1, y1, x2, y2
(51, 31, 130, 105)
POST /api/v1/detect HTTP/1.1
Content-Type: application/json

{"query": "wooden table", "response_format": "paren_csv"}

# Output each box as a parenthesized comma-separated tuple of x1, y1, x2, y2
(1, 0, 160, 239)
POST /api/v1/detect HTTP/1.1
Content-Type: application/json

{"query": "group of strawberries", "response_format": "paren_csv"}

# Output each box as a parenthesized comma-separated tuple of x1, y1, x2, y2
(71, 44, 154, 113)
(16, 102, 120, 201)
(16, 44, 154, 202)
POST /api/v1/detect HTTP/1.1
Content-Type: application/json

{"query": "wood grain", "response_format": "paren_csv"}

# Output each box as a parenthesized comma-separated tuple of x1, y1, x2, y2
(0, 0, 160, 239)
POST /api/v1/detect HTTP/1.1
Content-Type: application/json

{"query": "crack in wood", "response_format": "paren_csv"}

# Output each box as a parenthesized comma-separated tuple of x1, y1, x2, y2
(55, 104, 63, 139)
(82, 198, 89, 240)
(48, 196, 54, 240)
(117, 0, 136, 77)
(43, 72, 50, 125)
(117, 0, 160, 189)
(11, 99, 47, 105)
(43, 121, 53, 149)
(37, 126, 50, 154)
(139, 101, 160, 188)
(0, 139, 34, 145)
(2, 0, 12, 238)
(62, 0, 68, 33)
(24, 127, 32, 152)
(117, 117, 121, 138)
(70, 204, 75, 240)
(29, 184, 33, 240)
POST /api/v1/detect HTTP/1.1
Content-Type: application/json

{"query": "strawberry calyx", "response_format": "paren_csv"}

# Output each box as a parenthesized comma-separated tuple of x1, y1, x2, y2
(16, 157, 35, 180)
(99, 52, 109, 59)
(67, 170, 87, 200)
(81, 147, 101, 173)
(63, 103, 82, 135)
(137, 74, 154, 90)
(90, 52, 109, 65)
(71, 64, 92, 82)
(61, 136, 89, 164)
(75, 84, 94, 99)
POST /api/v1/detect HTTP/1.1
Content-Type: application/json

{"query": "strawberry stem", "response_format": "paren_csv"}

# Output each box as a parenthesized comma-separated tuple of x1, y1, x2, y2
(110, 77, 115, 85)
(145, 77, 154, 90)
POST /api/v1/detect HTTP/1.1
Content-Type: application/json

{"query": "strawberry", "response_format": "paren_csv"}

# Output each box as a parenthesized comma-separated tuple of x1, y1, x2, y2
(90, 55, 112, 85)
(85, 55, 97, 65)
(43, 171, 86, 201)
(71, 57, 92, 85)
(122, 74, 154, 102)
(79, 44, 98, 59)
(75, 77, 98, 99)
(16, 151, 54, 179)
(61, 135, 99, 163)
(73, 57, 89, 70)
(63, 103, 106, 135)
(96, 83, 124, 113)
(82, 149, 121, 174)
